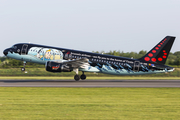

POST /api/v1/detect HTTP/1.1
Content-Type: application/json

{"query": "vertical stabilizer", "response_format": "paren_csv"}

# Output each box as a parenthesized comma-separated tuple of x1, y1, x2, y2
(139, 36, 175, 64)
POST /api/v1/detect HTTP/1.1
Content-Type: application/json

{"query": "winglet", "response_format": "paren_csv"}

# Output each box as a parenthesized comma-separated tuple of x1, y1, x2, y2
(139, 36, 175, 64)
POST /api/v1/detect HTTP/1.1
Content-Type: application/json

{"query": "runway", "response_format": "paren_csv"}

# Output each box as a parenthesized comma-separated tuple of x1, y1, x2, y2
(0, 79, 180, 87)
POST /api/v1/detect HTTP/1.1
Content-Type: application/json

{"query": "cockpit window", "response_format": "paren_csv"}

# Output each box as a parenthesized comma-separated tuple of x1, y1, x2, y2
(11, 46, 17, 49)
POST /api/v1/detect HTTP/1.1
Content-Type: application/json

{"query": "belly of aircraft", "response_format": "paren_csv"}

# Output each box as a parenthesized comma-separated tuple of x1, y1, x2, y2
(79, 65, 167, 75)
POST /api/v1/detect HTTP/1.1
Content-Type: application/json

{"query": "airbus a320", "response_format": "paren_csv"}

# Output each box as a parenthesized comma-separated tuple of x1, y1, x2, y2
(3, 36, 175, 81)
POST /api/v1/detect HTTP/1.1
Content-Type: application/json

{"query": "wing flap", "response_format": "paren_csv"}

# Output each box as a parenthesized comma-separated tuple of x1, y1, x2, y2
(63, 58, 89, 69)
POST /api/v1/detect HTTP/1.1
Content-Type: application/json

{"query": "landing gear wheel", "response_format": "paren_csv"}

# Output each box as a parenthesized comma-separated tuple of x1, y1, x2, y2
(21, 61, 26, 72)
(80, 74, 86, 80)
(21, 67, 25, 71)
(74, 75, 80, 81)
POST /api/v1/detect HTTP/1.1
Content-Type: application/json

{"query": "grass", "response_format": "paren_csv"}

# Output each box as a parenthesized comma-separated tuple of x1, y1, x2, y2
(0, 67, 180, 77)
(0, 67, 180, 80)
(0, 88, 180, 119)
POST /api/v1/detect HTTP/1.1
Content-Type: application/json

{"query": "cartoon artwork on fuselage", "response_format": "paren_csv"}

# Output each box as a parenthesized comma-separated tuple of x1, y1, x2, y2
(28, 47, 63, 61)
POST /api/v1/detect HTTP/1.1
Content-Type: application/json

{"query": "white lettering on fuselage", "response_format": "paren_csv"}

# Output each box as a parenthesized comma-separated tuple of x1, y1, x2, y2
(70, 51, 144, 66)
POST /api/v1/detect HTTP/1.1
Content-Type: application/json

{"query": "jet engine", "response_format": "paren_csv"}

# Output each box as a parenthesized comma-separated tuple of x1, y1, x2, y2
(46, 61, 72, 72)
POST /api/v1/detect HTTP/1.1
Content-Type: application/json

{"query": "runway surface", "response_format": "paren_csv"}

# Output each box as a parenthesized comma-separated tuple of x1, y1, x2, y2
(0, 79, 180, 87)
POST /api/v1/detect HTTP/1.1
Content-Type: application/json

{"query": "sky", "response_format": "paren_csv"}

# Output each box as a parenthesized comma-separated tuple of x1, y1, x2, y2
(0, 0, 180, 56)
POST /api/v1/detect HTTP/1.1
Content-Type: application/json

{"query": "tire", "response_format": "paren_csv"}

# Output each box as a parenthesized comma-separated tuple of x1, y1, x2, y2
(21, 67, 25, 71)
(74, 75, 80, 81)
(80, 74, 86, 80)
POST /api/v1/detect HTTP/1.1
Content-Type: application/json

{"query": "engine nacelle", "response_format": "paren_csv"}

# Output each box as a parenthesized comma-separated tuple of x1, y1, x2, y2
(46, 61, 72, 72)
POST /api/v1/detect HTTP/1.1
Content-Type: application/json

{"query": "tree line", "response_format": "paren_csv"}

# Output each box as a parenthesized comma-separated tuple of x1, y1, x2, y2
(0, 50, 180, 68)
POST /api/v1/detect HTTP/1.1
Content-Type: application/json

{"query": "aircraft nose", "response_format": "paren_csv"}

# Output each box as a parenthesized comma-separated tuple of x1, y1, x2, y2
(3, 49, 9, 56)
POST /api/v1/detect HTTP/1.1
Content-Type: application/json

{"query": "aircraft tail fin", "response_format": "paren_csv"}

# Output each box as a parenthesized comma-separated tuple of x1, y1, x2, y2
(139, 36, 175, 64)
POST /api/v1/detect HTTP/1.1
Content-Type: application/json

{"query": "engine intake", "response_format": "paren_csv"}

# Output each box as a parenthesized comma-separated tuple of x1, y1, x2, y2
(46, 61, 72, 72)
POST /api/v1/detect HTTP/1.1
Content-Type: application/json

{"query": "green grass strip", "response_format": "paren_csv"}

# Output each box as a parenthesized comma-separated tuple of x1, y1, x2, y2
(0, 88, 180, 119)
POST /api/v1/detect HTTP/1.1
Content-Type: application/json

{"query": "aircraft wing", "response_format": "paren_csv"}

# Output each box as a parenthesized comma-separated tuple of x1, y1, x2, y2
(63, 58, 90, 69)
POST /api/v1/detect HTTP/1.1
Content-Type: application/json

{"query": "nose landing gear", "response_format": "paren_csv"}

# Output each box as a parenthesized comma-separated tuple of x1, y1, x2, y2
(21, 61, 26, 71)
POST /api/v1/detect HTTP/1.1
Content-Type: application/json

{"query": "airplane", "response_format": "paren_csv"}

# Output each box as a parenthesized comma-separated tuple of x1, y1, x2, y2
(3, 36, 175, 81)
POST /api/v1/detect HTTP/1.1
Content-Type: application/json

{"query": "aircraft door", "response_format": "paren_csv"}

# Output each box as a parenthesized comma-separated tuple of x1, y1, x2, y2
(21, 44, 28, 55)
(134, 61, 140, 72)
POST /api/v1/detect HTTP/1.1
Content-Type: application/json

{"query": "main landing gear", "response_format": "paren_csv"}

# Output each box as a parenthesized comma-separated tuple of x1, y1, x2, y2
(21, 61, 26, 71)
(74, 74, 86, 81)
(74, 69, 86, 81)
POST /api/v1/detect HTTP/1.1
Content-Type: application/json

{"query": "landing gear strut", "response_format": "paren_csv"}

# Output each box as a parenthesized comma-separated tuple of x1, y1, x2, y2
(73, 69, 86, 81)
(21, 61, 26, 71)
(74, 68, 80, 81)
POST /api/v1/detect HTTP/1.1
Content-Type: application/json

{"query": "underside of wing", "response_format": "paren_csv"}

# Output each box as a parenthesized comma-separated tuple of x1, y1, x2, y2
(63, 58, 89, 69)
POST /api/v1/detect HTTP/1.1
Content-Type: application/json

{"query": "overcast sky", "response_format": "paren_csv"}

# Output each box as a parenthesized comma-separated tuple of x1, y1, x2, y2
(0, 0, 180, 56)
